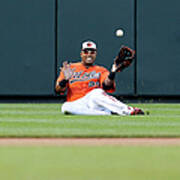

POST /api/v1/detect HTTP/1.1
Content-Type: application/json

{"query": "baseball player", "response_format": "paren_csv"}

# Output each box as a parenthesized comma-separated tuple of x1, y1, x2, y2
(55, 40, 144, 115)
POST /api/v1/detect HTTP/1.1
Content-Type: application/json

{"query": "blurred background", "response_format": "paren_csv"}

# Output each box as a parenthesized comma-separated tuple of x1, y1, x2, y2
(0, 0, 179, 101)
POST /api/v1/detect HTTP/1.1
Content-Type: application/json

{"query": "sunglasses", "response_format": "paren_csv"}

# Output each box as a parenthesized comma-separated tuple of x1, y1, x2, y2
(83, 49, 96, 55)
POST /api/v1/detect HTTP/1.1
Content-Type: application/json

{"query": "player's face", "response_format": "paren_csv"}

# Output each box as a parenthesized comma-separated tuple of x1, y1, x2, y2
(81, 49, 97, 66)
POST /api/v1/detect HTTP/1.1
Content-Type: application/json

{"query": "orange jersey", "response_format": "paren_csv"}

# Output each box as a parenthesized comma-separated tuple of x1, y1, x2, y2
(57, 62, 115, 102)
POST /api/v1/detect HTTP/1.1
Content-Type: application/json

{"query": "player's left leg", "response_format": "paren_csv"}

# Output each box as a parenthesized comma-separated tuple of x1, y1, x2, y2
(87, 88, 144, 115)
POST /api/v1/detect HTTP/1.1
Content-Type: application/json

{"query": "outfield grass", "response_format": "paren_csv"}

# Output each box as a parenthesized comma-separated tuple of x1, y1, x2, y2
(0, 146, 180, 180)
(0, 103, 180, 137)
(0, 103, 180, 180)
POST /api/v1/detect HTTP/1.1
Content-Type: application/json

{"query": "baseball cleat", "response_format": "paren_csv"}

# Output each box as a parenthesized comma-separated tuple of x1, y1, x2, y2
(64, 111, 73, 115)
(131, 107, 145, 115)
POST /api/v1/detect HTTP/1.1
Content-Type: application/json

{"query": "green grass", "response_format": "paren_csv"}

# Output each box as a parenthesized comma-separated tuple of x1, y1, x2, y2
(0, 103, 180, 137)
(0, 103, 180, 180)
(0, 146, 180, 180)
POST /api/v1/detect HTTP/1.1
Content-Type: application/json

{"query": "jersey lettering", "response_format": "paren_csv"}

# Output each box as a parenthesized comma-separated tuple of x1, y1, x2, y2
(70, 71, 100, 84)
(72, 71, 83, 79)
(88, 81, 100, 87)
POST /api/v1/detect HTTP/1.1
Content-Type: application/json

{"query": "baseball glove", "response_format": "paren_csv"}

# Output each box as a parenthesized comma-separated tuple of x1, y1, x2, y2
(114, 45, 135, 72)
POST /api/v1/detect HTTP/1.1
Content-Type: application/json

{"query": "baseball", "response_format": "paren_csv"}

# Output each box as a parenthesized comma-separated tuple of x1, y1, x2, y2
(116, 29, 124, 37)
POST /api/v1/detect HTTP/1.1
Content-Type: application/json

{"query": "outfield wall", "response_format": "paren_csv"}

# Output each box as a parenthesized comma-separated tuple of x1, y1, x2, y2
(0, 0, 179, 97)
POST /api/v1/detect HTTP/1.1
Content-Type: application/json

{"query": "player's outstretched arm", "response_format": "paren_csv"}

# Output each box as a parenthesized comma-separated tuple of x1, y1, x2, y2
(102, 59, 124, 90)
(55, 61, 74, 93)
(102, 67, 116, 90)
(102, 45, 135, 90)
(60, 61, 74, 80)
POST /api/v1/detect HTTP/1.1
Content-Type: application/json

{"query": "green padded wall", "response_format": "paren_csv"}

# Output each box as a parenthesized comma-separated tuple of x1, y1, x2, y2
(57, 0, 135, 95)
(0, 0, 55, 95)
(1, 0, 179, 97)
(137, 0, 180, 95)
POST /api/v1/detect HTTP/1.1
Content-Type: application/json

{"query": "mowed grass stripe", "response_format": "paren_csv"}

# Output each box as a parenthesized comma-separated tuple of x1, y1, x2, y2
(0, 103, 180, 137)
(1, 109, 180, 115)
(0, 128, 180, 137)
(1, 103, 180, 110)
(0, 111, 61, 115)
(1, 118, 180, 127)
(0, 103, 60, 107)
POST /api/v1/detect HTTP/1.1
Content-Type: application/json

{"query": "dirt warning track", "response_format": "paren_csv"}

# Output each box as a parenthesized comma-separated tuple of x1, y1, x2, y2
(0, 138, 180, 146)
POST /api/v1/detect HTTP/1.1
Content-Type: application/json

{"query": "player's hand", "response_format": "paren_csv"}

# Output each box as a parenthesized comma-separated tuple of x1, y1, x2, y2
(60, 61, 74, 80)
(111, 63, 122, 72)
(111, 59, 131, 72)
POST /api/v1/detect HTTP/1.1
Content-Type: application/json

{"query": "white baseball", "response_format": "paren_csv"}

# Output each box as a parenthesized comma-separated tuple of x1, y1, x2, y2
(116, 29, 124, 37)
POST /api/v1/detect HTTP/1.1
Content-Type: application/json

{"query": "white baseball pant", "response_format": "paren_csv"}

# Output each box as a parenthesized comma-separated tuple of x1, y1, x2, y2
(61, 88, 134, 115)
